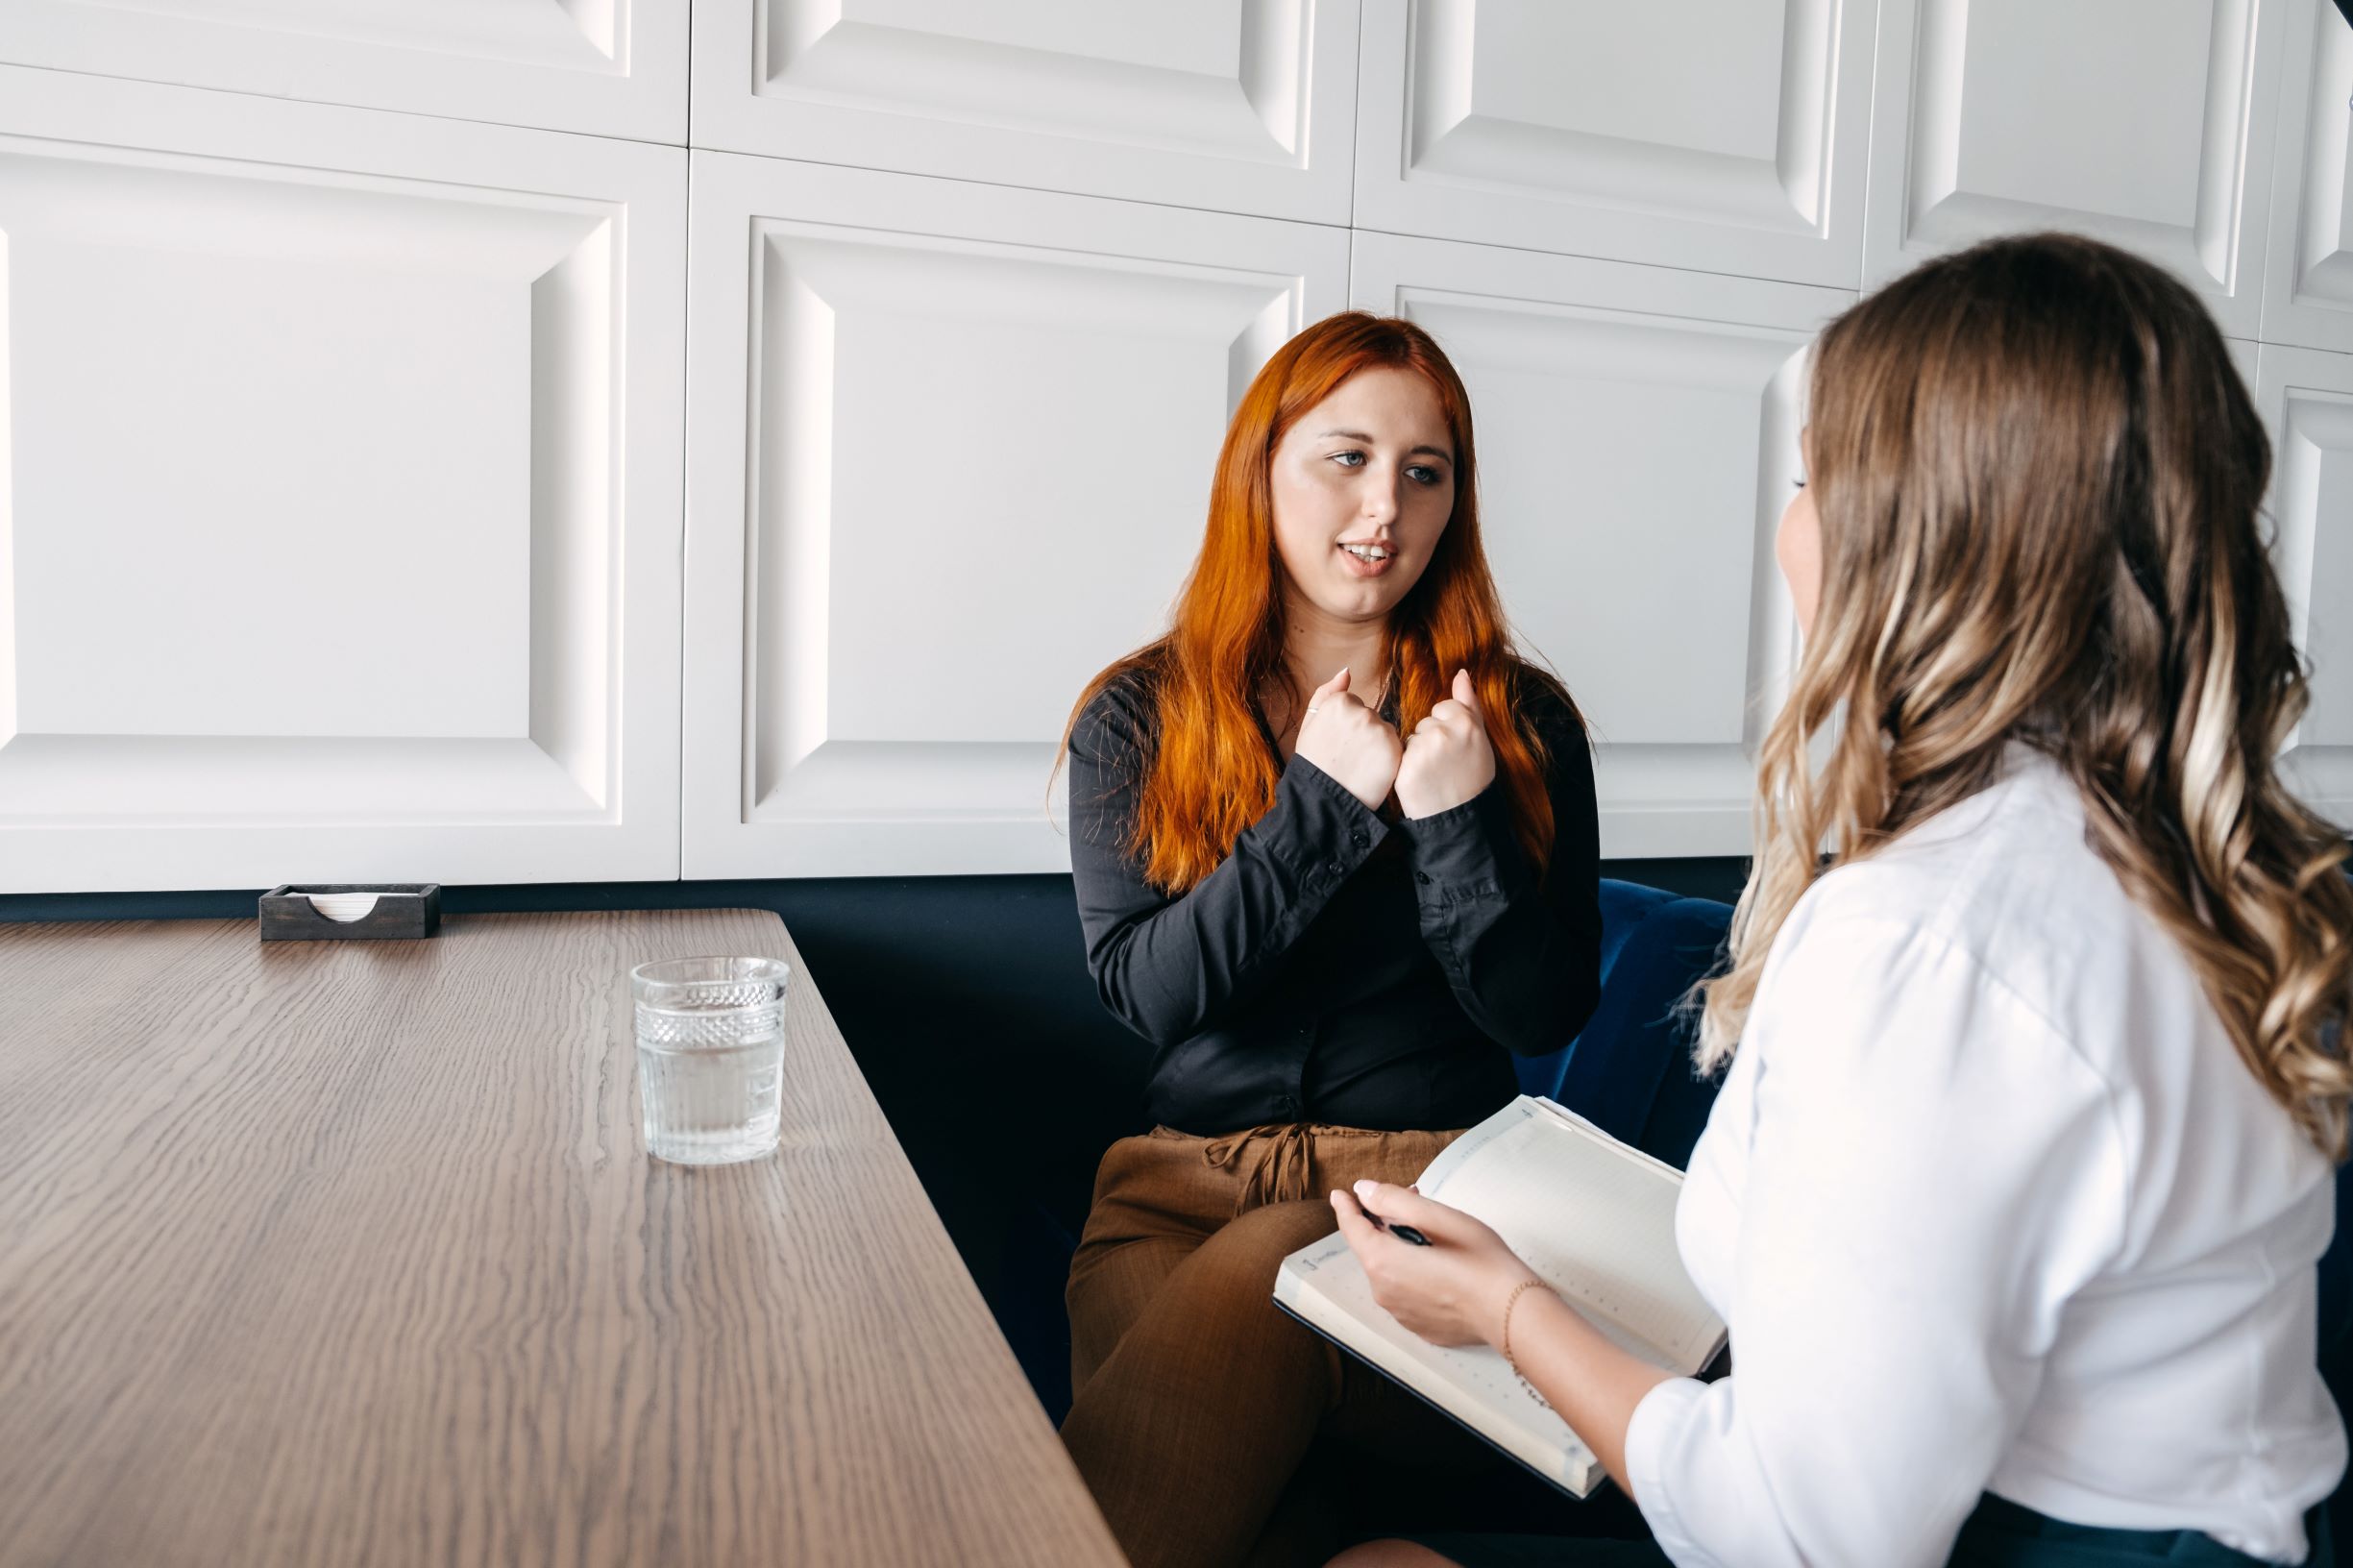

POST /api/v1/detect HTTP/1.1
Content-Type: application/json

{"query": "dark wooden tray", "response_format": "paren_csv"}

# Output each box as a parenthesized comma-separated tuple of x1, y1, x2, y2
(259, 884, 441, 942)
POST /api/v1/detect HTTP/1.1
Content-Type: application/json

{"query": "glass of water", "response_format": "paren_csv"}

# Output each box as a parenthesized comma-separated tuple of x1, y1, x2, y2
(630, 956, 791, 1164)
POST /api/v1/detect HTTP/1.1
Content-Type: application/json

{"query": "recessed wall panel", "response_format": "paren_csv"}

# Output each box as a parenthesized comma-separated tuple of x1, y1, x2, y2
(1864, 0, 2280, 336)
(1350, 231, 1851, 856)
(0, 69, 685, 892)
(1351, 0, 1877, 286)
(11, 224, 533, 740)
(683, 154, 1349, 877)
(2262, 0, 2353, 352)
(690, 0, 1359, 222)
(0, 0, 686, 141)
(2259, 343, 2353, 830)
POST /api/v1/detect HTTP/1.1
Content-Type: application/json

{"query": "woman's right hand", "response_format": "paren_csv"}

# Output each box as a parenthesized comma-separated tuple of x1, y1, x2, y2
(1293, 668, 1402, 810)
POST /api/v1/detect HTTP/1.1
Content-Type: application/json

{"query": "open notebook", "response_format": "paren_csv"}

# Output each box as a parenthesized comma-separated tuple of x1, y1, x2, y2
(1273, 1095, 1727, 1498)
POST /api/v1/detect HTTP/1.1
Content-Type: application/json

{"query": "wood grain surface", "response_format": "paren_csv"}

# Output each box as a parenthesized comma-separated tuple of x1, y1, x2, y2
(0, 909, 1126, 1568)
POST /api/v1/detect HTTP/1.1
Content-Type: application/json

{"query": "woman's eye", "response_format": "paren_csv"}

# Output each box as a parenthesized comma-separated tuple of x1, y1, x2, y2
(1331, 451, 1366, 469)
(1407, 465, 1443, 486)
(1792, 477, 1808, 490)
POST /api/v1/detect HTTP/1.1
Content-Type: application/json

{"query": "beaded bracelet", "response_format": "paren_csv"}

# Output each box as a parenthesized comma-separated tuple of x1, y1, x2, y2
(1500, 1276, 1553, 1410)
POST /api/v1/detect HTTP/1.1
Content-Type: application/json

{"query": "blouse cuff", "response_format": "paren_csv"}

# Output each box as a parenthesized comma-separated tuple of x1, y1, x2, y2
(1269, 753, 1389, 896)
(1626, 1376, 1709, 1566)
(1400, 778, 1522, 904)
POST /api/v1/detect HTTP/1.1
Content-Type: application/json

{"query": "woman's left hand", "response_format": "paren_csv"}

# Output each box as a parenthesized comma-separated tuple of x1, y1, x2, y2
(1395, 668, 1498, 820)
(1329, 1179, 1534, 1349)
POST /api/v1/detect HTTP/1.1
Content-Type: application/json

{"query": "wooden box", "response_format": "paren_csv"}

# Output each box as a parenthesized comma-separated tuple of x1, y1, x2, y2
(259, 884, 442, 942)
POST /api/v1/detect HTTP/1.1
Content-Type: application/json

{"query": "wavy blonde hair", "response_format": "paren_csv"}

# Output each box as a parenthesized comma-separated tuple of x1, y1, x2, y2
(1697, 233, 2353, 1160)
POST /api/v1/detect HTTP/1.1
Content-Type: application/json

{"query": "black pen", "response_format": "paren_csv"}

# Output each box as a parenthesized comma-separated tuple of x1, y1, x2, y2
(1361, 1208, 1431, 1247)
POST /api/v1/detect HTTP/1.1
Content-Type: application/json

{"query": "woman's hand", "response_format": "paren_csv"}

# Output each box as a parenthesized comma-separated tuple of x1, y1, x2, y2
(1329, 1179, 1536, 1349)
(1395, 668, 1497, 820)
(1293, 667, 1403, 811)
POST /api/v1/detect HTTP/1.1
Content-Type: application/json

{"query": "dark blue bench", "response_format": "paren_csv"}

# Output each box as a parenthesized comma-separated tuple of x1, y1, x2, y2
(1516, 879, 1735, 1167)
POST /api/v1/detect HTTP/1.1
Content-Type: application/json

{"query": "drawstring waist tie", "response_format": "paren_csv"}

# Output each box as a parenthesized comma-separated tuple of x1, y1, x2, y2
(1199, 1122, 1382, 1214)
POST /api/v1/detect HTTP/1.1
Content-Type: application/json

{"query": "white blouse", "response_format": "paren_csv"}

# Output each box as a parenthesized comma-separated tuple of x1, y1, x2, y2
(1625, 747, 2346, 1565)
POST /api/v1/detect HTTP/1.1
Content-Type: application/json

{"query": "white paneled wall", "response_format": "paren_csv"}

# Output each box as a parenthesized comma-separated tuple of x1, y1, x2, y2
(2, 0, 2348, 891)
(1348, 234, 1847, 853)
(690, 1, 1360, 221)
(0, 0, 689, 141)
(1351, 0, 1877, 285)
(681, 155, 1349, 876)
(2267, 0, 2353, 352)
(0, 65, 684, 893)
(1863, 0, 2283, 337)
(2261, 343, 2353, 827)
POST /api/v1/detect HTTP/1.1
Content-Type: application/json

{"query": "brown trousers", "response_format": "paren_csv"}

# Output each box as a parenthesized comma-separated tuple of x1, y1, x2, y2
(1060, 1122, 1492, 1568)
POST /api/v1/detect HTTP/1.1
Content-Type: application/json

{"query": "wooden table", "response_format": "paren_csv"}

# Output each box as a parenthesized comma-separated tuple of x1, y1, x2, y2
(0, 909, 1126, 1567)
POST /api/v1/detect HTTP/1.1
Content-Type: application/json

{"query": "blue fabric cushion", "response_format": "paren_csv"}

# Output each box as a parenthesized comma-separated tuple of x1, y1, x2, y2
(1517, 879, 1734, 1172)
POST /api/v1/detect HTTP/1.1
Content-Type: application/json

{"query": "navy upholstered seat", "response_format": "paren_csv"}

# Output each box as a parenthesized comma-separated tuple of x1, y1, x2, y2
(1519, 879, 1735, 1172)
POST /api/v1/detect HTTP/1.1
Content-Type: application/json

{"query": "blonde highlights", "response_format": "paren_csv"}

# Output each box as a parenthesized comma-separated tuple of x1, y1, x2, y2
(1697, 233, 2353, 1160)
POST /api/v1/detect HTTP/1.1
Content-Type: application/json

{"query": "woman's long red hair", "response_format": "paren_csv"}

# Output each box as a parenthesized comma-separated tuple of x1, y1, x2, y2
(1061, 311, 1581, 894)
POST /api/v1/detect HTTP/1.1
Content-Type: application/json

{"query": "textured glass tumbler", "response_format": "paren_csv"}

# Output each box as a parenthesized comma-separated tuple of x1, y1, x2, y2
(630, 956, 790, 1164)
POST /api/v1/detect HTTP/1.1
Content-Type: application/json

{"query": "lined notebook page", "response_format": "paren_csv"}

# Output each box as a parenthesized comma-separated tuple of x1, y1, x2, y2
(1413, 1098, 1720, 1373)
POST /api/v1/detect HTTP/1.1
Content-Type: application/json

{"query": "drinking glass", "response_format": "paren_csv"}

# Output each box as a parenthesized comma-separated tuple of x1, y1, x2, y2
(630, 956, 790, 1164)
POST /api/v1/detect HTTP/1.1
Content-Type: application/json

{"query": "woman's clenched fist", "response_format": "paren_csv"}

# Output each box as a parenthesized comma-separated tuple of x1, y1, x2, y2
(1293, 668, 1403, 810)
(1395, 668, 1497, 819)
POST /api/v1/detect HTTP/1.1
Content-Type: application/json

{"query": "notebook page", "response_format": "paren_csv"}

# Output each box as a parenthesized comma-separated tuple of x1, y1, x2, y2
(1415, 1100, 1721, 1372)
(1281, 1231, 1596, 1487)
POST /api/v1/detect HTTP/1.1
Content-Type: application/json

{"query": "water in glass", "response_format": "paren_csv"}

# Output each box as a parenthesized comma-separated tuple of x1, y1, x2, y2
(631, 957, 790, 1164)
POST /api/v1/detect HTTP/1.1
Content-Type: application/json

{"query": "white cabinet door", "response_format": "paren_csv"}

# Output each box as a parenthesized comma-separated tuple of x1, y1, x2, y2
(1350, 232, 1852, 857)
(689, 0, 1360, 224)
(1864, 0, 2283, 337)
(2263, 0, 2353, 352)
(1351, 0, 1878, 287)
(0, 69, 686, 893)
(2258, 343, 2353, 832)
(683, 154, 1350, 878)
(0, 0, 688, 143)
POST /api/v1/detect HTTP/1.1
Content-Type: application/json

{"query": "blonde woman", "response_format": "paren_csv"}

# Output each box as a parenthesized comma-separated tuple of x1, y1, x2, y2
(1325, 233, 2353, 1566)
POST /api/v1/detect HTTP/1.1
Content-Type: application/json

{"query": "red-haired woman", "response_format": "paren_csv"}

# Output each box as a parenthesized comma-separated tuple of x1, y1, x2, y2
(1055, 312, 1605, 1567)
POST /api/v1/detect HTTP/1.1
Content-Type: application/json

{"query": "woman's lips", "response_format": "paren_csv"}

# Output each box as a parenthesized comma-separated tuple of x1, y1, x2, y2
(1337, 544, 1394, 578)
